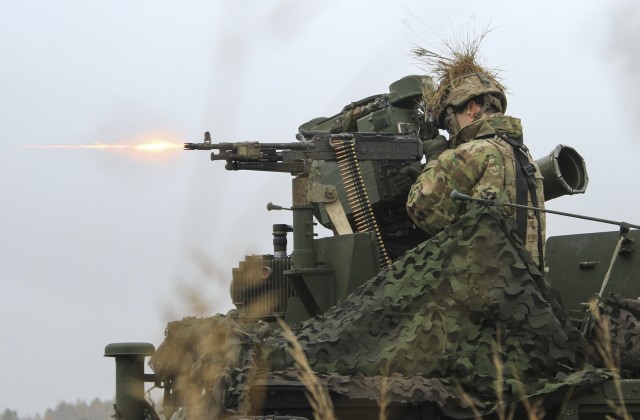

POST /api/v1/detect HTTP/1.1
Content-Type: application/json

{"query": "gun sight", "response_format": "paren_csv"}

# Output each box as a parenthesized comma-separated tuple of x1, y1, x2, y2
(184, 131, 213, 150)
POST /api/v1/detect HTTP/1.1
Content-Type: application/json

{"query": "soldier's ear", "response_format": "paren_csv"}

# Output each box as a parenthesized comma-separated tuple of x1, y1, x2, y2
(467, 101, 481, 117)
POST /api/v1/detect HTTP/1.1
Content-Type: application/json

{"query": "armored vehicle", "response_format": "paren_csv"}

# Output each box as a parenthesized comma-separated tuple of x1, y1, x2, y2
(105, 76, 640, 420)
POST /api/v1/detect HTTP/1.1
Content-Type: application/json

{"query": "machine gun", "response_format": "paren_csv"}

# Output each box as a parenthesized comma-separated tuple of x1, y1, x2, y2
(184, 130, 423, 174)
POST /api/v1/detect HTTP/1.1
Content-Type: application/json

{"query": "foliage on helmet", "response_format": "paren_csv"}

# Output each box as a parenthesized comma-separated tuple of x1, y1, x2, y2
(414, 31, 506, 128)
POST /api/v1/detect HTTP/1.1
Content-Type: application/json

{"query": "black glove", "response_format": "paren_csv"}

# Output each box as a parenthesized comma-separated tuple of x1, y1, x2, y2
(389, 165, 420, 193)
(423, 135, 449, 163)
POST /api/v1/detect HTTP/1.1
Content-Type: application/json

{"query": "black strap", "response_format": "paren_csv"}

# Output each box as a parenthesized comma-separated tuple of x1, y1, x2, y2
(496, 134, 545, 272)
(514, 151, 530, 238)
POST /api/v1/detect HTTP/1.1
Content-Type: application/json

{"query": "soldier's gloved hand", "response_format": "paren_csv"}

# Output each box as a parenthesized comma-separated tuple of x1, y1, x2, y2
(389, 165, 420, 193)
(423, 135, 449, 163)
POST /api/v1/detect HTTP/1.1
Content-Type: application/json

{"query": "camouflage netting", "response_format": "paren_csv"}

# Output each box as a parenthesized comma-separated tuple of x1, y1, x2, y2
(151, 203, 609, 418)
(586, 293, 640, 373)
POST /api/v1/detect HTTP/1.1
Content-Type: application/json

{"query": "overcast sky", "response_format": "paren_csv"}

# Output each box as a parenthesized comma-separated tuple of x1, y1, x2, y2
(1, 0, 639, 416)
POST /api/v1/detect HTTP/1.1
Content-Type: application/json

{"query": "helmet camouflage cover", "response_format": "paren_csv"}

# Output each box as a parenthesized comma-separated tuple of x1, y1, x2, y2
(435, 72, 507, 128)
(414, 40, 507, 129)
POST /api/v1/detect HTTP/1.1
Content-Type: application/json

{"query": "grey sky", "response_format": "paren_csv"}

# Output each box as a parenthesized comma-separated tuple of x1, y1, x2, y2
(0, 1, 637, 416)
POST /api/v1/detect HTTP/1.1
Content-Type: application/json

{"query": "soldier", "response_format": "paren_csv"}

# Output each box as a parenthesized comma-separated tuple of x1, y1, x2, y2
(407, 64, 546, 269)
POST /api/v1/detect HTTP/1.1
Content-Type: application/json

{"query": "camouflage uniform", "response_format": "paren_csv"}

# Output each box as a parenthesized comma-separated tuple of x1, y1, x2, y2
(407, 113, 546, 267)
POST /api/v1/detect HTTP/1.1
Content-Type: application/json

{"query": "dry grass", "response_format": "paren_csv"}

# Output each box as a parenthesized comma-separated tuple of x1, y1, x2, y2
(510, 372, 543, 420)
(278, 319, 336, 420)
(453, 298, 635, 420)
(456, 330, 546, 420)
(587, 298, 632, 420)
(376, 361, 391, 420)
(377, 375, 390, 420)
(412, 26, 504, 120)
(492, 330, 512, 420)
(276, 319, 392, 420)
(456, 383, 484, 419)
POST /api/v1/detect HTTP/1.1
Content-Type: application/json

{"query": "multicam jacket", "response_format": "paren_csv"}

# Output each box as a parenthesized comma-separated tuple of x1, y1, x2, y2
(407, 114, 546, 266)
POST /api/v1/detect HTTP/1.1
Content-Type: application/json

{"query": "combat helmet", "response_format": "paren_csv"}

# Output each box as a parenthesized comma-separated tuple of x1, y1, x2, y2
(434, 72, 507, 129)
(414, 38, 507, 130)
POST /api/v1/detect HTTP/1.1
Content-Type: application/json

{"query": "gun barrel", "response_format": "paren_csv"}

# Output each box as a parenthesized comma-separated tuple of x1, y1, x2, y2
(184, 141, 310, 151)
(184, 142, 212, 150)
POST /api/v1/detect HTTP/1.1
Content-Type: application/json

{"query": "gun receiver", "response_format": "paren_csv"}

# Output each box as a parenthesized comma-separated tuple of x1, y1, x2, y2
(184, 131, 423, 174)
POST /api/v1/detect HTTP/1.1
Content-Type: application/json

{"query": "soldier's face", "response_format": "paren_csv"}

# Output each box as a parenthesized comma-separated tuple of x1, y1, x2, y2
(455, 110, 474, 130)
(455, 101, 481, 130)
(443, 112, 459, 137)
